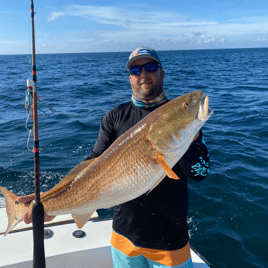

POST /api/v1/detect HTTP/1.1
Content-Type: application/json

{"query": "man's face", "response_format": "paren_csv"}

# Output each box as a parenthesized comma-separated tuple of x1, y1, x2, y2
(129, 58, 165, 101)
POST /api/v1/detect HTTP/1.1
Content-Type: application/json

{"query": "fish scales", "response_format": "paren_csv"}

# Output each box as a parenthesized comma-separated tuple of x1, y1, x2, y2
(45, 125, 156, 215)
(90, 125, 156, 206)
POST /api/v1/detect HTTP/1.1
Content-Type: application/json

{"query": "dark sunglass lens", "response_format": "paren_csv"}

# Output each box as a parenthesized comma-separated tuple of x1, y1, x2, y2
(130, 63, 159, 75)
(144, 63, 158, 72)
(130, 66, 142, 75)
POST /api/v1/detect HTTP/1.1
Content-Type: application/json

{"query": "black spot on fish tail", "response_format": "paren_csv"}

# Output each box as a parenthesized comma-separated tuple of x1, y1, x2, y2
(15, 201, 19, 205)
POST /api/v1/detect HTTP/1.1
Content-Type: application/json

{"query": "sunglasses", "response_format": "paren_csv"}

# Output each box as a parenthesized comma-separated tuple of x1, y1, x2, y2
(130, 62, 162, 76)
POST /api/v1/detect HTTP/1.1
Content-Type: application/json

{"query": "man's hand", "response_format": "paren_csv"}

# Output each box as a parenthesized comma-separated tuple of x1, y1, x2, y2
(17, 193, 56, 224)
(192, 131, 199, 143)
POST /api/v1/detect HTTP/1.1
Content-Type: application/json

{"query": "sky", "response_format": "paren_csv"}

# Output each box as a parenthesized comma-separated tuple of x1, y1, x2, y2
(0, 0, 268, 55)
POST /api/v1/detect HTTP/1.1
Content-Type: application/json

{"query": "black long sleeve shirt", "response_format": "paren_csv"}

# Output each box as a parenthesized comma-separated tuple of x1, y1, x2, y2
(86, 101, 210, 250)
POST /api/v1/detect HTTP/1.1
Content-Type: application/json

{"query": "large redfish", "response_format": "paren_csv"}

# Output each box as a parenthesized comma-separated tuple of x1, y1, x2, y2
(0, 91, 213, 236)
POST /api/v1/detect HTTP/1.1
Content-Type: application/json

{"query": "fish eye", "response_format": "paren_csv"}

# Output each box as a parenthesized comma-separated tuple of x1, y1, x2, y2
(185, 102, 189, 107)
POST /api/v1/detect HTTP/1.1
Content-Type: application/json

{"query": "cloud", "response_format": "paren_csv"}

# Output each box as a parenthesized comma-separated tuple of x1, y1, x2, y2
(61, 5, 268, 38)
(203, 38, 215, 44)
(197, 37, 226, 44)
(44, 5, 268, 52)
(193, 32, 204, 37)
(256, 37, 266, 42)
(65, 6, 123, 25)
(48, 12, 64, 22)
(63, 5, 219, 30)
(122, 19, 132, 28)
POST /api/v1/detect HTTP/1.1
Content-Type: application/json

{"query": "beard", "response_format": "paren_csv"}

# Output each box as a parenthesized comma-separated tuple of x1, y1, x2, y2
(131, 77, 164, 101)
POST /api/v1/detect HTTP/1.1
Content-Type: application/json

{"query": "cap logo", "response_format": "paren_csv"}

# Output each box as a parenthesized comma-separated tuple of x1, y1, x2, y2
(133, 50, 139, 56)
(138, 48, 151, 55)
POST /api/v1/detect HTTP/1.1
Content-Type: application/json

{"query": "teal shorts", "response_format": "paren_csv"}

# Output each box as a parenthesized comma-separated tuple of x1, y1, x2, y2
(111, 245, 194, 268)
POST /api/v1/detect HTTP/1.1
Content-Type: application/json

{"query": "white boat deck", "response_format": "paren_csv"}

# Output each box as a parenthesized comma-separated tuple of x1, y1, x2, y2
(0, 208, 211, 268)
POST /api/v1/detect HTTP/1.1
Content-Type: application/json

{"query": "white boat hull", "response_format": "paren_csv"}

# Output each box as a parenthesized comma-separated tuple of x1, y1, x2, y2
(0, 208, 211, 268)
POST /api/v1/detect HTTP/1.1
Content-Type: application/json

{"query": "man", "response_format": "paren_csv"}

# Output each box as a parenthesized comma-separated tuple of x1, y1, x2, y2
(85, 46, 210, 267)
(19, 46, 210, 268)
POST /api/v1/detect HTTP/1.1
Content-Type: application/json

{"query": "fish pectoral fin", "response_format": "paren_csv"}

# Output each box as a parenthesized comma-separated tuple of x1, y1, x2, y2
(71, 213, 93, 229)
(155, 154, 180, 180)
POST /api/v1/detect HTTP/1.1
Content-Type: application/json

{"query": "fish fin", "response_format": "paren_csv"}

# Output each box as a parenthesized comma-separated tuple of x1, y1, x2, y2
(41, 158, 99, 200)
(0, 187, 31, 236)
(155, 154, 180, 180)
(147, 175, 166, 195)
(71, 213, 93, 229)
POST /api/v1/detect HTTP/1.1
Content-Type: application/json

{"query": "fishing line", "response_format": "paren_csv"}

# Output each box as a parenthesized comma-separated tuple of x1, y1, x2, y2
(25, 79, 56, 152)
(25, 111, 43, 153)
(25, 114, 34, 152)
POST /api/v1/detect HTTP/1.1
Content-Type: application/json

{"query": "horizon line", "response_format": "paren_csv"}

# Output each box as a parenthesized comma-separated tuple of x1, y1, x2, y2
(1, 46, 267, 56)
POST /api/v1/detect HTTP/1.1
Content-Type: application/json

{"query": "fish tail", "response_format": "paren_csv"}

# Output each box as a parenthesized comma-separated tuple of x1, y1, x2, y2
(0, 187, 30, 236)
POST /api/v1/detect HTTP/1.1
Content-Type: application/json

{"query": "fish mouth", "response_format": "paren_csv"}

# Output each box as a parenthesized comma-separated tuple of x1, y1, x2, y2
(196, 94, 213, 121)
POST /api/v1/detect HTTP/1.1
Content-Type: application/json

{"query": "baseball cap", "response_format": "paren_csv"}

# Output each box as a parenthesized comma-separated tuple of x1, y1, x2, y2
(126, 46, 162, 69)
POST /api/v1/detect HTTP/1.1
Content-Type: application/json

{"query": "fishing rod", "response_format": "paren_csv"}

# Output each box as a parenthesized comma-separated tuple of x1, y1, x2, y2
(30, 1, 46, 267)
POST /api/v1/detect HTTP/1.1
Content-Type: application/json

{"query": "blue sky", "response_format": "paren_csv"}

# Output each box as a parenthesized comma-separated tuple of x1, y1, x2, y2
(0, 0, 267, 54)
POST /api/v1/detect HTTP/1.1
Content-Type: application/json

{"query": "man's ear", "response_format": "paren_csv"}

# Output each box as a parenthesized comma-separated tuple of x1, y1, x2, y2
(161, 69, 165, 79)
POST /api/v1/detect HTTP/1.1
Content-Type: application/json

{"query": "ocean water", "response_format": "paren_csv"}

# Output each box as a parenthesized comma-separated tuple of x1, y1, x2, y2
(0, 48, 268, 267)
